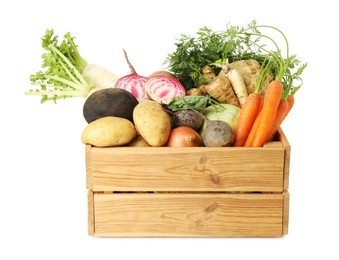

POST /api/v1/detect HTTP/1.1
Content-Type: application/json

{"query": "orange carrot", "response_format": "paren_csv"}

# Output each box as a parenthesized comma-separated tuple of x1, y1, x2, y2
(233, 93, 262, 146)
(266, 94, 294, 142)
(283, 94, 295, 120)
(252, 80, 283, 147)
(265, 98, 288, 142)
(244, 107, 262, 147)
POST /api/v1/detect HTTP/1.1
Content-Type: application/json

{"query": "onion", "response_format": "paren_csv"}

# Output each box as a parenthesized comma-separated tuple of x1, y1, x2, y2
(144, 76, 186, 104)
(167, 126, 201, 147)
(114, 49, 150, 100)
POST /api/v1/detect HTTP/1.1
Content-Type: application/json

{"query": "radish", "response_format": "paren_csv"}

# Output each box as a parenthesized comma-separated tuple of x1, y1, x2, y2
(144, 76, 186, 104)
(26, 29, 119, 103)
(114, 49, 150, 100)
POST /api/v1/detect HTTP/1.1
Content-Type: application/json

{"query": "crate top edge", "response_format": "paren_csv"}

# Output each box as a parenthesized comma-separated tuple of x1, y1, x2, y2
(85, 128, 289, 152)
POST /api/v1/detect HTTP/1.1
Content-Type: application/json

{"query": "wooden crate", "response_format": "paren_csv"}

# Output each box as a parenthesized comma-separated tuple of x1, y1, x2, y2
(85, 128, 290, 237)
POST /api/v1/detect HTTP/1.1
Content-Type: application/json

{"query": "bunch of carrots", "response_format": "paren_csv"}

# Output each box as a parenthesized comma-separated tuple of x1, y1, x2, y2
(233, 24, 306, 147)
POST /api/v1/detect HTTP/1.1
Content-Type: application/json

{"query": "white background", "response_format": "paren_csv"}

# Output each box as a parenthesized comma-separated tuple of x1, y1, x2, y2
(1, 0, 338, 259)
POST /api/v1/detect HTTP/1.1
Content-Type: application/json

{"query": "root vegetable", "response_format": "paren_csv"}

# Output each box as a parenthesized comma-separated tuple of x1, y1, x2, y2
(81, 116, 137, 147)
(227, 68, 248, 107)
(197, 83, 208, 95)
(203, 120, 234, 147)
(127, 135, 151, 147)
(201, 65, 216, 81)
(144, 76, 186, 104)
(114, 49, 150, 100)
(82, 64, 119, 92)
(201, 103, 241, 132)
(206, 69, 240, 107)
(172, 109, 204, 130)
(26, 29, 119, 103)
(233, 92, 262, 147)
(186, 88, 204, 96)
(133, 101, 172, 147)
(83, 88, 139, 124)
(228, 59, 274, 96)
(167, 126, 201, 147)
(265, 98, 289, 142)
(148, 71, 175, 78)
(252, 80, 283, 147)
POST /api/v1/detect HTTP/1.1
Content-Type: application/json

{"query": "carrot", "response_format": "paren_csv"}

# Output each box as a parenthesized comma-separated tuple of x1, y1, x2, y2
(244, 107, 262, 147)
(265, 94, 294, 142)
(265, 98, 288, 142)
(235, 58, 273, 147)
(283, 94, 294, 120)
(252, 80, 283, 147)
(233, 93, 262, 146)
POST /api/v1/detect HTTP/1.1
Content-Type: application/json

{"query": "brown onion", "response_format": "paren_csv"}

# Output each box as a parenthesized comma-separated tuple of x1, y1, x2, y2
(167, 126, 201, 147)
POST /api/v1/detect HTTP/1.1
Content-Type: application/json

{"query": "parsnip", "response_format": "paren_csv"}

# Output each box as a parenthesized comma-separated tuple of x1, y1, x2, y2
(227, 68, 248, 107)
(205, 69, 240, 107)
(228, 59, 274, 95)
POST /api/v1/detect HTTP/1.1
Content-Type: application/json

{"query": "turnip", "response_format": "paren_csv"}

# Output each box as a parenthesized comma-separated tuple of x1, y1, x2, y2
(25, 29, 119, 103)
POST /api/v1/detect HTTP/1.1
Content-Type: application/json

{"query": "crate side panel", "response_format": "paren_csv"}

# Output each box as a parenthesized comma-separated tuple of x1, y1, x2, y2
(93, 193, 284, 237)
(283, 191, 290, 235)
(86, 145, 93, 190)
(90, 147, 284, 192)
(88, 191, 94, 235)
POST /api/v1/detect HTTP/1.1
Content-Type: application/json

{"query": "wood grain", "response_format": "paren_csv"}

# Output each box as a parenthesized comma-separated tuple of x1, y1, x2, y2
(86, 145, 285, 192)
(92, 193, 284, 237)
(85, 128, 290, 237)
(282, 191, 289, 235)
(88, 190, 94, 235)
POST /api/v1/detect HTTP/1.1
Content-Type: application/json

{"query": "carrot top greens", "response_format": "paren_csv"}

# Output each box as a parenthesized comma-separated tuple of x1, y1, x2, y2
(164, 20, 307, 95)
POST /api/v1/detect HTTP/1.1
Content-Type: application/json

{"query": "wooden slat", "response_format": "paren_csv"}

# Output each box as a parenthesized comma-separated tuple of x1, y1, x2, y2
(277, 128, 291, 190)
(93, 193, 284, 237)
(87, 146, 285, 192)
(86, 145, 93, 190)
(88, 190, 94, 236)
(282, 191, 290, 235)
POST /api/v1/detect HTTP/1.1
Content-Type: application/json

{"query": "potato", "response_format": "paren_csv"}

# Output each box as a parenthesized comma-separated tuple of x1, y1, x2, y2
(81, 116, 137, 147)
(127, 135, 151, 147)
(133, 101, 172, 147)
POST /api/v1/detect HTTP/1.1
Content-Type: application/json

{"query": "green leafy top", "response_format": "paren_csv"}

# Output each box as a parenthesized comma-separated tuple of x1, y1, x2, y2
(164, 23, 267, 90)
(164, 21, 307, 94)
(26, 29, 92, 103)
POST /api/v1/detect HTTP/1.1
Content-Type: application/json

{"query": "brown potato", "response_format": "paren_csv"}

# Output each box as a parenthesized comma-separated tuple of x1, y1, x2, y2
(133, 101, 172, 146)
(81, 116, 137, 147)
